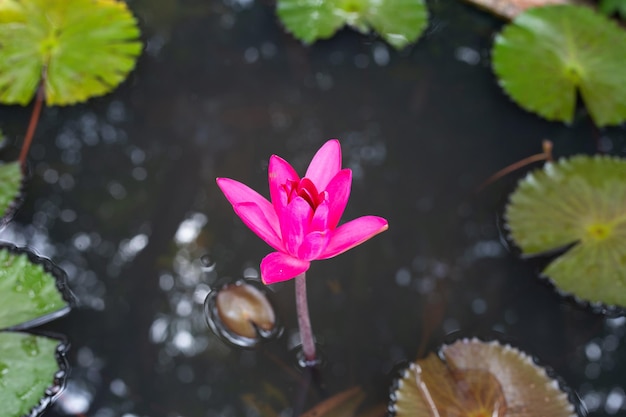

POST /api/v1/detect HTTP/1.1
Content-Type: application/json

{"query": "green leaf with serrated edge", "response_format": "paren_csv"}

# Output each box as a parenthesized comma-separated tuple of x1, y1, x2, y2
(365, 0, 428, 50)
(0, 332, 61, 417)
(277, 0, 346, 43)
(0, 249, 68, 329)
(492, 5, 626, 126)
(0, 161, 22, 222)
(0, 0, 142, 106)
(277, 0, 428, 50)
(506, 155, 626, 307)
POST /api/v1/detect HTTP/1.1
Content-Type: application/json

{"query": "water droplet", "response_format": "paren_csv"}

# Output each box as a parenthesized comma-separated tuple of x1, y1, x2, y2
(204, 279, 281, 348)
(21, 336, 40, 357)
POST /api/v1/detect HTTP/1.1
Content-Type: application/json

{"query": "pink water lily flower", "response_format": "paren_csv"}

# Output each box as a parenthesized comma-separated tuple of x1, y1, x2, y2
(217, 139, 388, 285)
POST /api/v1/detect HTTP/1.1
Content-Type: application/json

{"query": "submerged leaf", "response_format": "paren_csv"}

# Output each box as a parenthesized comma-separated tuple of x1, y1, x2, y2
(277, 0, 428, 50)
(391, 338, 576, 417)
(492, 5, 626, 126)
(0, 0, 142, 106)
(0, 161, 22, 224)
(0, 332, 64, 417)
(301, 387, 366, 417)
(506, 155, 626, 308)
(0, 247, 70, 330)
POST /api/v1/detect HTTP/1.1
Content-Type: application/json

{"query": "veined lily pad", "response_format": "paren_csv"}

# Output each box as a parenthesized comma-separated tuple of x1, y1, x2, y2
(492, 5, 626, 126)
(0, 245, 71, 417)
(506, 155, 626, 308)
(0, 161, 23, 225)
(390, 338, 576, 417)
(276, 0, 428, 50)
(0, 0, 142, 106)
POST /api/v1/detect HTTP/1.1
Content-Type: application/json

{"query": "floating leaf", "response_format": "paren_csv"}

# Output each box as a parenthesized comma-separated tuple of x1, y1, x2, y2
(0, 0, 142, 106)
(506, 155, 626, 308)
(0, 332, 65, 417)
(492, 5, 626, 126)
(0, 246, 70, 329)
(390, 338, 576, 417)
(276, 0, 428, 50)
(0, 161, 22, 224)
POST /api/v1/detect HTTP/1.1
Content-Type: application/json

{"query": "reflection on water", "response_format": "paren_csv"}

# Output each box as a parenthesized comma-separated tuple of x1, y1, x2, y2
(0, 0, 624, 415)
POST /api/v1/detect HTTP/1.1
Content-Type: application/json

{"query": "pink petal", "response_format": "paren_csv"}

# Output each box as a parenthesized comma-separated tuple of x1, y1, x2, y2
(216, 178, 281, 248)
(233, 202, 284, 251)
(324, 169, 352, 229)
(319, 216, 388, 259)
(261, 252, 310, 284)
(310, 199, 329, 232)
(268, 155, 299, 213)
(305, 139, 342, 191)
(279, 196, 313, 256)
(298, 230, 330, 260)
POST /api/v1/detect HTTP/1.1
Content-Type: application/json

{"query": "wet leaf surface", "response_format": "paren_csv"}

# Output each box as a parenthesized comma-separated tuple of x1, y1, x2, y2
(506, 155, 626, 308)
(391, 339, 576, 417)
(0, 161, 22, 224)
(276, 0, 428, 49)
(0, 0, 142, 106)
(0, 332, 63, 417)
(492, 5, 626, 126)
(0, 247, 69, 330)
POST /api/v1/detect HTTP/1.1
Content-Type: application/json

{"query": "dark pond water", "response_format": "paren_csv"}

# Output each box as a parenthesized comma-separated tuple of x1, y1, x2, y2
(1, 0, 625, 416)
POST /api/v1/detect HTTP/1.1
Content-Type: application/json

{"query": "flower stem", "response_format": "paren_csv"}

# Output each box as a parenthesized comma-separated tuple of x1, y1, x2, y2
(18, 82, 45, 169)
(295, 272, 316, 365)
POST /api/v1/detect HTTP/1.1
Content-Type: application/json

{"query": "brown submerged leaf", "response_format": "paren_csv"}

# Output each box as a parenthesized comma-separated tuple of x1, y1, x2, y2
(301, 387, 366, 417)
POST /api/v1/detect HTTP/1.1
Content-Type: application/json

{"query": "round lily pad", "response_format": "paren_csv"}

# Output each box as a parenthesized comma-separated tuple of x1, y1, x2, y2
(0, 332, 66, 417)
(492, 5, 626, 126)
(0, 0, 142, 106)
(390, 338, 577, 417)
(277, 0, 428, 50)
(506, 155, 626, 308)
(0, 161, 23, 225)
(0, 246, 71, 330)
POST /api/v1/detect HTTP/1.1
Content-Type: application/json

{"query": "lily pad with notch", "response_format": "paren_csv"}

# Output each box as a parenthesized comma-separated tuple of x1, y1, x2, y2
(492, 5, 626, 126)
(276, 0, 429, 50)
(506, 155, 626, 309)
(390, 338, 577, 417)
(0, 0, 143, 106)
(0, 244, 73, 417)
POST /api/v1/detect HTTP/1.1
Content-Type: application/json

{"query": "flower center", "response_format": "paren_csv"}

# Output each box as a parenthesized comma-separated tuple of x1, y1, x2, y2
(286, 178, 322, 209)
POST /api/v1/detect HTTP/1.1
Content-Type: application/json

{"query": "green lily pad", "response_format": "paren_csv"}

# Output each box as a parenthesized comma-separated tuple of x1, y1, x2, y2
(0, 245, 71, 417)
(492, 5, 626, 126)
(0, 332, 64, 417)
(0, 0, 142, 106)
(276, 0, 428, 50)
(0, 161, 23, 225)
(506, 155, 626, 308)
(390, 338, 576, 417)
(0, 247, 70, 329)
